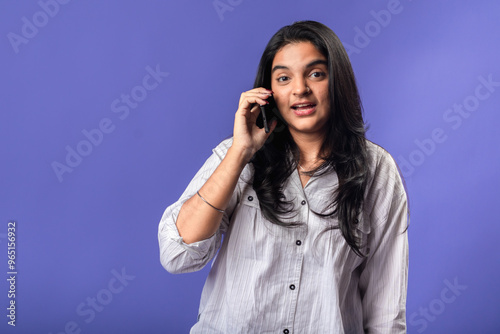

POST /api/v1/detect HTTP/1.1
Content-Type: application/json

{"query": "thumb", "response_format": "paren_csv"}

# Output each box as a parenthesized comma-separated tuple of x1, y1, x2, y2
(260, 118, 279, 143)
(267, 118, 279, 134)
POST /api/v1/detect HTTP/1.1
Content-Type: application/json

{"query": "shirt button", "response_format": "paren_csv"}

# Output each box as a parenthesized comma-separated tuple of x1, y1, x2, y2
(296, 240, 302, 246)
(248, 196, 253, 201)
(283, 329, 289, 334)
(301, 200, 306, 205)
(289, 284, 295, 290)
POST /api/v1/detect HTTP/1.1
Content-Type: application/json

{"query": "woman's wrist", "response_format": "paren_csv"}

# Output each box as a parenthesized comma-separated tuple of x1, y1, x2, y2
(226, 145, 253, 171)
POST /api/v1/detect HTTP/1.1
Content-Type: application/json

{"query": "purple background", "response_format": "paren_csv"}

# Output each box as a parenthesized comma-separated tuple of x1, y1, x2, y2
(1, 0, 499, 333)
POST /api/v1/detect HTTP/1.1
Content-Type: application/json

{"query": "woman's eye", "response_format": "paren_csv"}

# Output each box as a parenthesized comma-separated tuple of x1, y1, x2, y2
(310, 71, 326, 78)
(277, 76, 289, 82)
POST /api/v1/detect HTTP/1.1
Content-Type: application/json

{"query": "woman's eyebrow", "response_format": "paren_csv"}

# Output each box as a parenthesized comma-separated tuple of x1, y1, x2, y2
(272, 59, 328, 74)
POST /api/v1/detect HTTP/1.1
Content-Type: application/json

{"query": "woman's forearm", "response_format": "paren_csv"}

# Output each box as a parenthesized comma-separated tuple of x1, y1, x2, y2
(175, 146, 250, 244)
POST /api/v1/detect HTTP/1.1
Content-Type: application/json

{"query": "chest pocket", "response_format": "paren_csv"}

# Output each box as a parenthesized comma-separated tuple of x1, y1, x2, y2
(240, 186, 260, 209)
(233, 185, 293, 239)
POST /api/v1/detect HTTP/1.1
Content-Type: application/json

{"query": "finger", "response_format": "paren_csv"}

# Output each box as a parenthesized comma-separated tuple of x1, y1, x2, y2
(256, 90, 273, 96)
(249, 87, 273, 95)
(239, 89, 272, 104)
(239, 96, 270, 111)
(253, 118, 276, 144)
(258, 118, 278, 138)
(243, 91, 271, 102)
(268, 118, 278, 133)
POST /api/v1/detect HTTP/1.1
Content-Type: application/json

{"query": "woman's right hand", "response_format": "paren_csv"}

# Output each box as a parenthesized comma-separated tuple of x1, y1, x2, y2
(231, 87, 277, 163)
(174, 88, 277, 244)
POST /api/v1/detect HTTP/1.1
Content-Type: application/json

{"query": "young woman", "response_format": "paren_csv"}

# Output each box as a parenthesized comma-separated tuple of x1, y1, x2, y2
(158, 20, 408, 333)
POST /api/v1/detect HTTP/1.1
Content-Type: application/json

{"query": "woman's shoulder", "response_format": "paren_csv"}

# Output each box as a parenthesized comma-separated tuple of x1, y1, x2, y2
(364, 139, 406, 197)
(365, 140, 399, 172)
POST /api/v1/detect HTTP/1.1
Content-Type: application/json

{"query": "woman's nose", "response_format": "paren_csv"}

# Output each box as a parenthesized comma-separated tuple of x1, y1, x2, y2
(293, 79, 310, 96)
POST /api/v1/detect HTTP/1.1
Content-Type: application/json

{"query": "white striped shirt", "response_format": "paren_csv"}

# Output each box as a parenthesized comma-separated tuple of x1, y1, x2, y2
(158, 138, 408, 333)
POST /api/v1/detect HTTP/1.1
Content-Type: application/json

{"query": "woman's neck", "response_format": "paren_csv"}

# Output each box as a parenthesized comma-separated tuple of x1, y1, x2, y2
(291, 131, 326, 166)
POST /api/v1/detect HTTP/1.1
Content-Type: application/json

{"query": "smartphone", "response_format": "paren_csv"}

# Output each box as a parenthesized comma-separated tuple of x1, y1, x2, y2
(256, 95, 278, 133)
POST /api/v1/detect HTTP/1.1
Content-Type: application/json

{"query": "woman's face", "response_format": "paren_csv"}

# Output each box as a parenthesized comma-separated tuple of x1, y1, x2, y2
(271, 41, 331, 139)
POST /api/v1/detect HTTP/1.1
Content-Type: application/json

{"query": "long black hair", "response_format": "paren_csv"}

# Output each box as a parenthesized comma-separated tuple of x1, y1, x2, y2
(250, 20, 369, 257)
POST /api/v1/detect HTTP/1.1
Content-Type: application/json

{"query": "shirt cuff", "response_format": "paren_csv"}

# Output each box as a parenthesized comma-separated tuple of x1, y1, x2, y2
(165, 223, 217, 261)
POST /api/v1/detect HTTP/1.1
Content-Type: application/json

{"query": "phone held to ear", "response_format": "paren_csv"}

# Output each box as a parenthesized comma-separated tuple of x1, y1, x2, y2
(256, 95, 278, 133)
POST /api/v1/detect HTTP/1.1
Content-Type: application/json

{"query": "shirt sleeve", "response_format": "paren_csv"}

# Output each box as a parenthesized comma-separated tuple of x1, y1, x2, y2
(359, 147, 409, 333)
(158, 138, 236, 274)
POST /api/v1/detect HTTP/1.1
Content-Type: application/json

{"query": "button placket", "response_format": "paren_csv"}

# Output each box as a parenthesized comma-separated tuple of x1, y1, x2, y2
(284, 245, 303, 334)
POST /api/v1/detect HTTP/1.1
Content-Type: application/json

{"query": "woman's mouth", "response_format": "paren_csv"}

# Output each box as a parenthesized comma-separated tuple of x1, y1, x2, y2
(291, 103, 316, 116)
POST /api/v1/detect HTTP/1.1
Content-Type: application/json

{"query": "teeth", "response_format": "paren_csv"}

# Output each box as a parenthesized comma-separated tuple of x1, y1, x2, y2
(294, 104, 313, 108)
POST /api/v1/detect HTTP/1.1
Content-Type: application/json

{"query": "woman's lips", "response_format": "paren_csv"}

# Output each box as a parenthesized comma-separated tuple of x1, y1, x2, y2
(292, 104, 316, 116)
